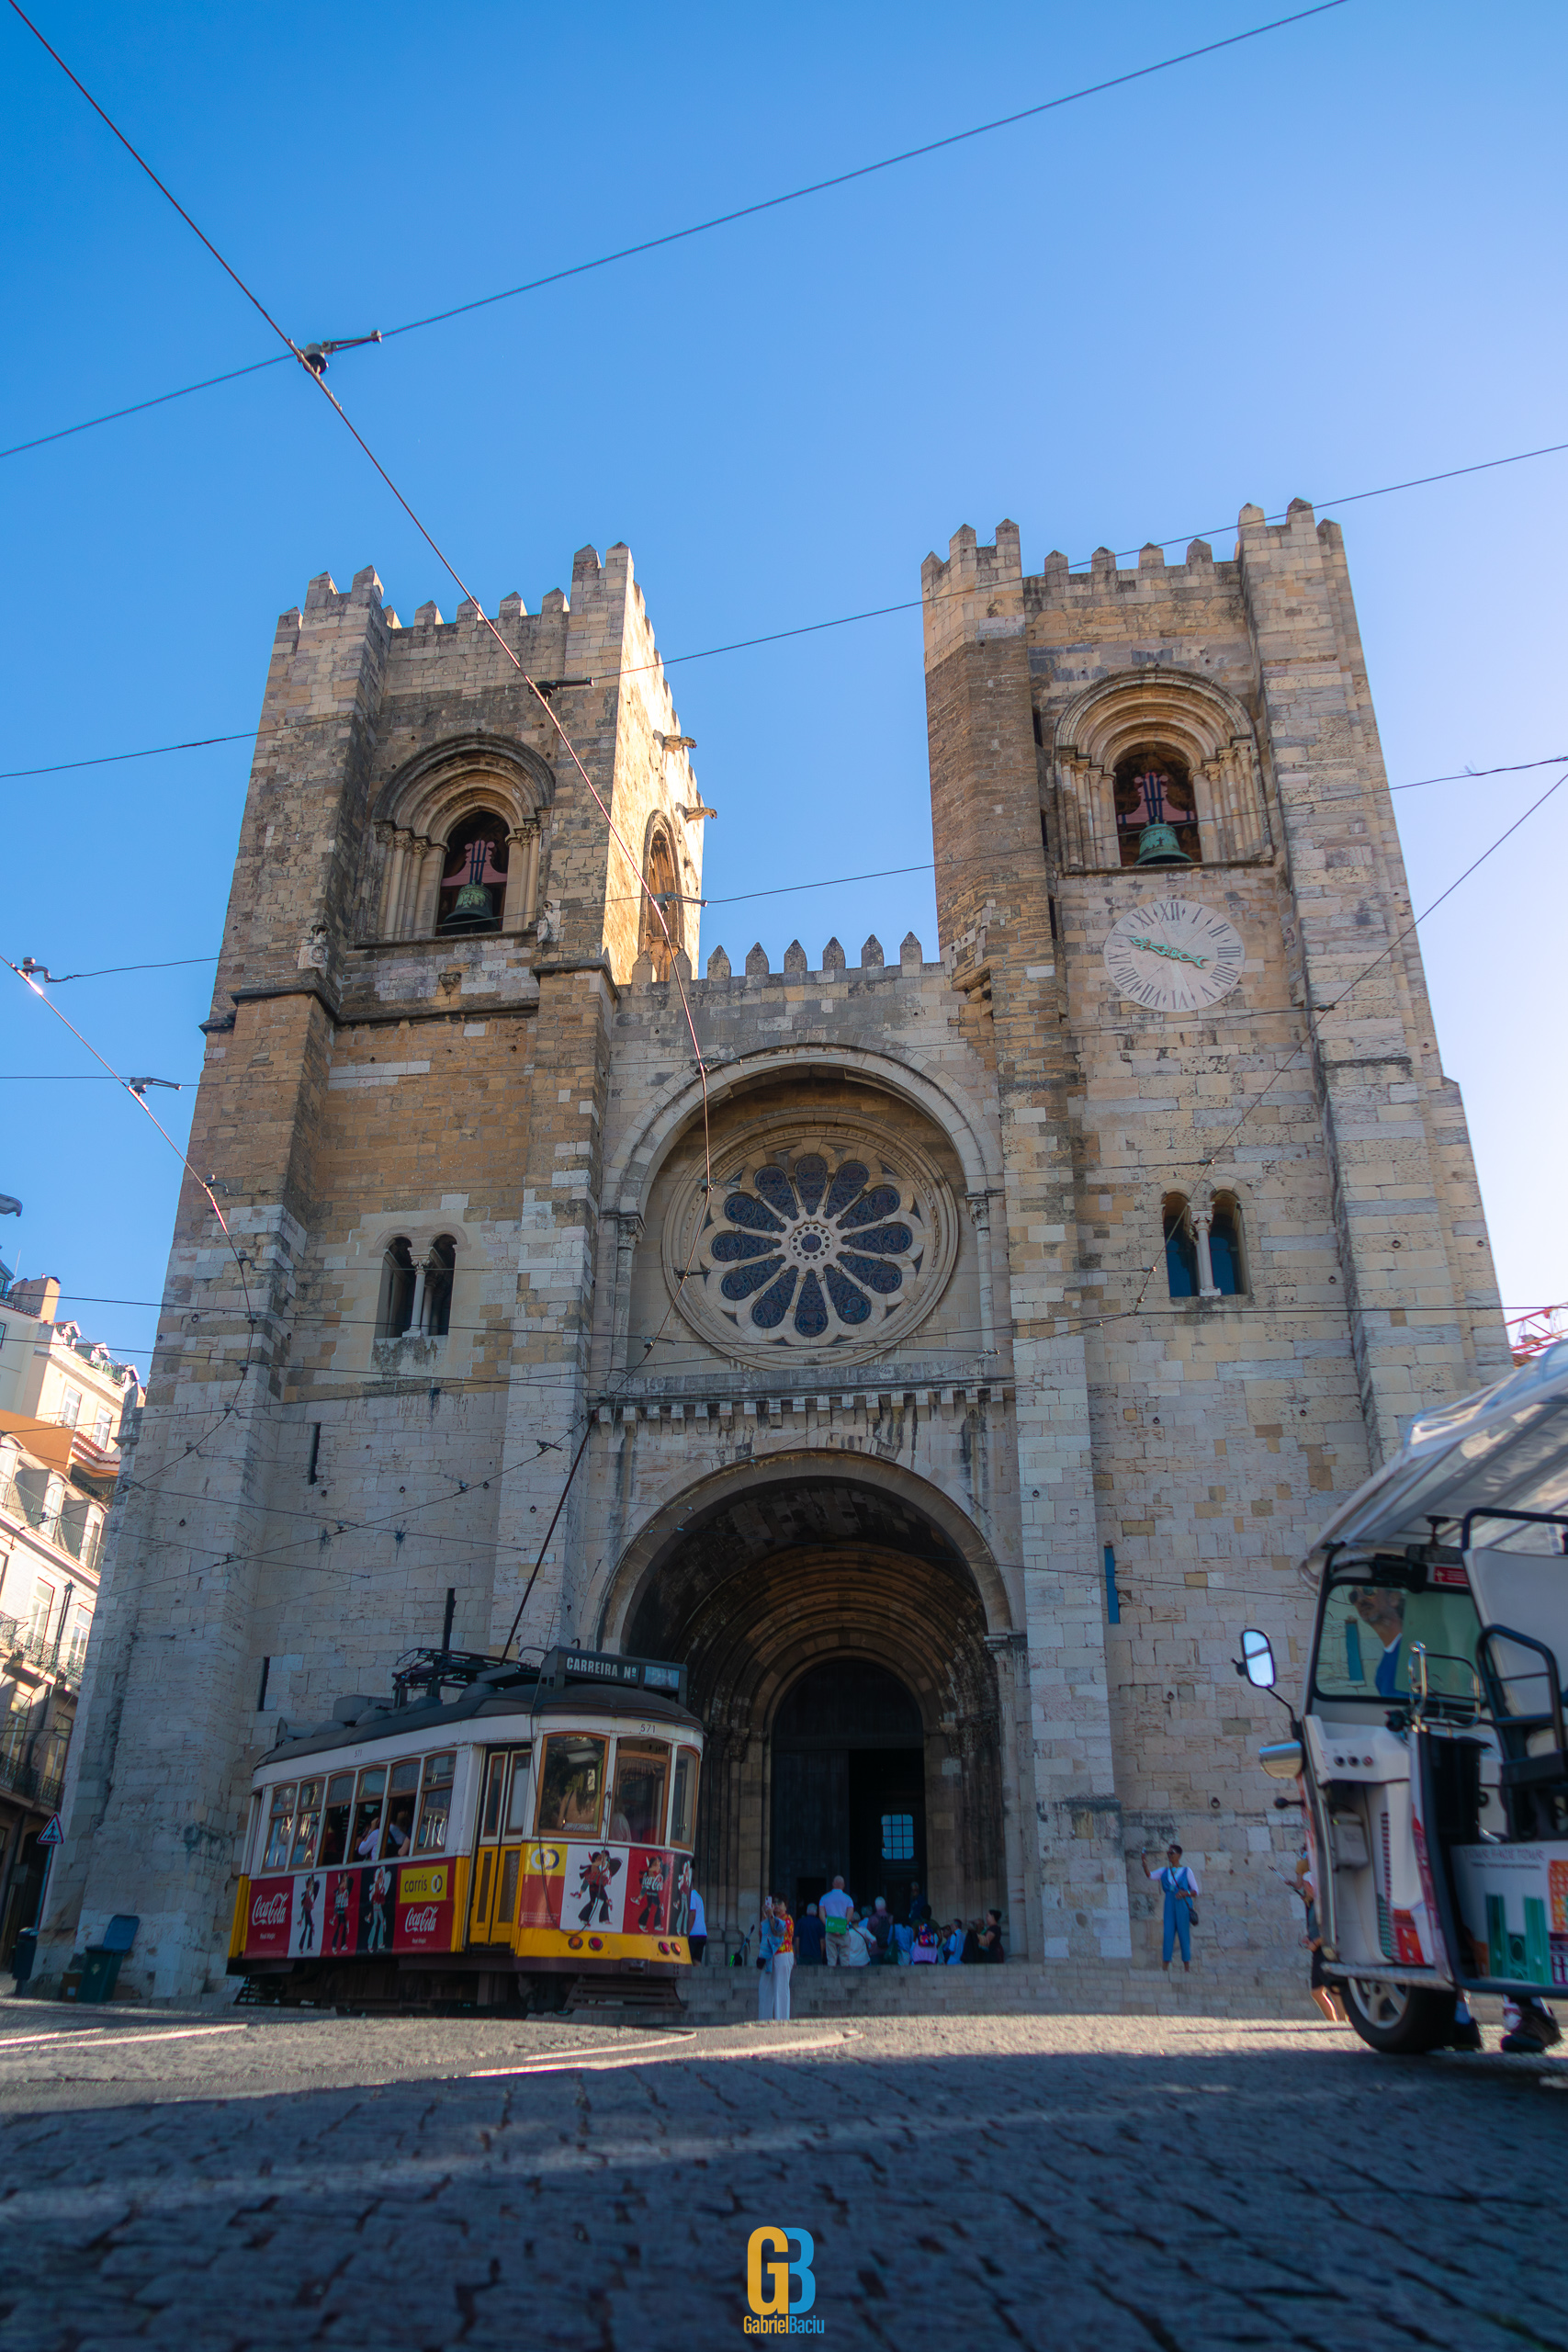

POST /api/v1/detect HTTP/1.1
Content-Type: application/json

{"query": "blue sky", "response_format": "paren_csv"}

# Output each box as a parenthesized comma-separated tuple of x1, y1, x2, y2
(3, 0, 1565, 1372)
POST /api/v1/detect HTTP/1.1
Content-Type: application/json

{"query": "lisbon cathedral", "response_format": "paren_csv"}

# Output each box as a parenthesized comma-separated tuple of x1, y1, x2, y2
(34, 503, 1507, 1998)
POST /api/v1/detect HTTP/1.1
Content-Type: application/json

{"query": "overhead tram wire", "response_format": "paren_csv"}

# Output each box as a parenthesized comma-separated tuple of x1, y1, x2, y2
(21, 754, 1565, 1361)
(6, 14, 1539, 1614)
(6, 742, 1566, 973)
(8, 6, 724, 1614)
(2, 956, 256, 1475)
(0, 3, 1349, 464)
(1162, 758, 1568, 1184)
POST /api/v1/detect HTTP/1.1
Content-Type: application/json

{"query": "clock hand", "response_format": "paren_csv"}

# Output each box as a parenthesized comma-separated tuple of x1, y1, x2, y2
(1126, 934, 1209, 969)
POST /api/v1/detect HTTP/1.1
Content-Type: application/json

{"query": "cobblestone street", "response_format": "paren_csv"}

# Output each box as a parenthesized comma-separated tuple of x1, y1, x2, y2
(1, 1999, 1564, 2350)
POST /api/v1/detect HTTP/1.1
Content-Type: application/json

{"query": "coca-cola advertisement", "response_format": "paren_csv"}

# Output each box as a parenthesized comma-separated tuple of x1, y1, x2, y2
(291, 1871, 325, 1958)
(565, 1840, 626, 1933)
(246, 1876, 294, 1958)
(393, 1861, 454, 1952)
(517, 1843, 565, 1929)
(324, 1868, 359, 1957)
(627, 1848, 672, 1936)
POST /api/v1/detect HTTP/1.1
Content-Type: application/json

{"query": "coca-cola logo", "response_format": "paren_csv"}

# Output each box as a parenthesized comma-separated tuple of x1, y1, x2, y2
(403, 1905, 440, 1934)
(252, 1892, 289, 1927)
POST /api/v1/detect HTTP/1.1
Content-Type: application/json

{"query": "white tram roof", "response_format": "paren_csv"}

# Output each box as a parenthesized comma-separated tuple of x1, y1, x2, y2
(1305, 1340, 1568, 1564)
(257, 1677, 701, 1781)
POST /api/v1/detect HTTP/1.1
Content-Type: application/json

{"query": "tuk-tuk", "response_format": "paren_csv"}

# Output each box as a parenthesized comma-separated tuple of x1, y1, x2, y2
(1241, 1341, 1568, 2052)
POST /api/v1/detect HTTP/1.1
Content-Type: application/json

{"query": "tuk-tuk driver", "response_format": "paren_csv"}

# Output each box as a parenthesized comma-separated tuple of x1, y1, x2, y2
(1351, 1587, 1406, 1697)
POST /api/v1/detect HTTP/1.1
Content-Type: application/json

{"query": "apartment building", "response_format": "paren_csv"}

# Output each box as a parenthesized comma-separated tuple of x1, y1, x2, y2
(0, 1271, 140, 1957)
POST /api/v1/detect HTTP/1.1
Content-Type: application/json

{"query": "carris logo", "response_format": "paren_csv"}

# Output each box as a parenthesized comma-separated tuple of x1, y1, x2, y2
(403, 1905, 440, 1934)
(252, 1892, 289, 1927)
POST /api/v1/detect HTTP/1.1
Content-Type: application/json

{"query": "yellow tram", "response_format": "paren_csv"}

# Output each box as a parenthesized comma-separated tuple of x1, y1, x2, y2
(230, 1647, 703, 2008)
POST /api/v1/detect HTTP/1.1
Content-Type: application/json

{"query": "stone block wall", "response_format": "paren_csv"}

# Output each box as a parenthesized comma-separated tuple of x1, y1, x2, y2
(33, 510, 1508, 2000)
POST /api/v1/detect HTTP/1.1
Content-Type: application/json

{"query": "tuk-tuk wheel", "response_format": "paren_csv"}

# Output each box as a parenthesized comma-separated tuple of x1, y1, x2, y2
(1342, 1976, 1457, 2054)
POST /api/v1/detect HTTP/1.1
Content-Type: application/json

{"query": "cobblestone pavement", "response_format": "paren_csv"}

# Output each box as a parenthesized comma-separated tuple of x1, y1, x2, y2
(1, 1999, 1565, 2351)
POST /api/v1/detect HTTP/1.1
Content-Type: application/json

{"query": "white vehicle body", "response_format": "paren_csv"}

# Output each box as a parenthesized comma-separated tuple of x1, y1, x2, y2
(1255, 1340, 1568, 2052)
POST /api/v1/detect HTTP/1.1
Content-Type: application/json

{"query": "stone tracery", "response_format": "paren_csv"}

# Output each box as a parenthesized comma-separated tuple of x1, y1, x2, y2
(669, 1129, 955, 1363)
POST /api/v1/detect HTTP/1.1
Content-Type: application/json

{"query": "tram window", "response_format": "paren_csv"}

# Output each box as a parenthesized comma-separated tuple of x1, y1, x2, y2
(505, 1747, 534, 1837)
(261, 1783, 296, 1871)
(289, 1778, 324, 1870)
(318, 1771, 355, 1867)
(479, 1753, 507, 1841)
(612, 1740, 670, 1846)
(537, 1734, 607, 1836)
(351, 1766, 387, 1861)
(381, 1759, 420, 1859)
(671, 1747, 700, 1848)
(415, 1752, 455, 1853)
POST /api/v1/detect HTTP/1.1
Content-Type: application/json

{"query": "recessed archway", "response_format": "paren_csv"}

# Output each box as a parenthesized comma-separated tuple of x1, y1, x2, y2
(600, 1462, 1018, 1945)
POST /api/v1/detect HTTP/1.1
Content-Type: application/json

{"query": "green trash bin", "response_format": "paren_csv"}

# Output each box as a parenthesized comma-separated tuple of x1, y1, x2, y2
(76, 1947, 125, 2003)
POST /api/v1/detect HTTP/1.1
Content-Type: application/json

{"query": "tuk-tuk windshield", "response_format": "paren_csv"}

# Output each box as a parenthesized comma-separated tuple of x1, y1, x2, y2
(1314, 1570, 1483, 1711)
(1316, 1580, 1485, 1712)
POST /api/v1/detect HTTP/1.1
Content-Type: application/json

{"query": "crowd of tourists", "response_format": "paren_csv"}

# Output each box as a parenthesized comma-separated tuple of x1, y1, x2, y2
(746, 1876, 1006, 2019)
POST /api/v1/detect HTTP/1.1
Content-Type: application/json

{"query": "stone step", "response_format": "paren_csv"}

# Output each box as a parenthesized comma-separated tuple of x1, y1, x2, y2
(672, 1956, 1311, 2024)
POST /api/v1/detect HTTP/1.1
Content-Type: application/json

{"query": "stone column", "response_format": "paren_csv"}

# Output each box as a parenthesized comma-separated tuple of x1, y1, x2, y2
(503, 818, 539, 930)
(409, 837, 442, 937)
(966, 1192, 998, 1360)
(984, 1628, 1032, 1958)
(373, 820, 400, 936)
(1193, 1208, 1219, 1299)
(609, 1209, 644, 1362)
(384, 827, 416, 936)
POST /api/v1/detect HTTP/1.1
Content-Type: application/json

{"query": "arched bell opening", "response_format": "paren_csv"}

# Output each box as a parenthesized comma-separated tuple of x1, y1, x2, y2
(615, 1470, 1014, 1948)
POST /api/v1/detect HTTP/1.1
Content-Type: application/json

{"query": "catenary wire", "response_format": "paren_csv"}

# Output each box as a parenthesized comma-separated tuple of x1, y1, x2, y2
(7, 741, 1564, 989)
(2, 956, 255, 1476)
(30, 749, 1550, 1379)
(29, 757, 1557, 1375)
(10, 12, 1529, 1621)
(7, 2, 723, 1563)
(1166, 760, 1568, 1175)
(0, 3, 1349, 464)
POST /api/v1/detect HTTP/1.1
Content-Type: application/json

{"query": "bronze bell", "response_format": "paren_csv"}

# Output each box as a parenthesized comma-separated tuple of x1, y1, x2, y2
(1134, 820, 1191, 867)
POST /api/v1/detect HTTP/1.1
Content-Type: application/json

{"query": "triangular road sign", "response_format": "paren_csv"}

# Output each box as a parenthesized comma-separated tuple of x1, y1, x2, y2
(37, 1815, 62, 1847)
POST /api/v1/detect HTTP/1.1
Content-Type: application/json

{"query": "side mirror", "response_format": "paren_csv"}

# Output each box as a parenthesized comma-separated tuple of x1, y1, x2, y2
(1237, 1628, 1276, 1689)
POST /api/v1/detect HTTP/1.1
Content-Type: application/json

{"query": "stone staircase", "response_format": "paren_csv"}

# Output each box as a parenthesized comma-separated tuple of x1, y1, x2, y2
(671, 1953, 1312, 2027)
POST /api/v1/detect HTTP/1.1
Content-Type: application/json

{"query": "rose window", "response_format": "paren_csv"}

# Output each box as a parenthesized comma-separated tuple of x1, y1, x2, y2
(693, 1144, 929, 1351)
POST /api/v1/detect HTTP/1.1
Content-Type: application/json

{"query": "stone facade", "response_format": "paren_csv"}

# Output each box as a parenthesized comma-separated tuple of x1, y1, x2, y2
(33, 507, 1509, 1999)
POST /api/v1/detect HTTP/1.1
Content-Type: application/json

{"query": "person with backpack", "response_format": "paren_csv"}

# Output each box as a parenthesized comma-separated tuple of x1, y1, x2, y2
(911, 1917, 942, 1964)
(795, 1901, 825, 1965)
(819, 1874, 854, 1966)
(1143, 1844, 1200, 1972)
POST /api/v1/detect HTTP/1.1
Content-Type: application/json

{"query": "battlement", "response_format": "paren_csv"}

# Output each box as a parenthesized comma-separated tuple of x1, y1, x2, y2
(287, 540, 642, 639)
(627, 931, 937, 992)
(922, 502, 1348, 665)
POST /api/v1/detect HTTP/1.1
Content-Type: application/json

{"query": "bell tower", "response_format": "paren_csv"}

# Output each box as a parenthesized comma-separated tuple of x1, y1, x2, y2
(921, 503, 1508, 1962)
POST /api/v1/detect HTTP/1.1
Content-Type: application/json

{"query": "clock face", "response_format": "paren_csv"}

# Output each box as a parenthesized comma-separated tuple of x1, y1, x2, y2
(1102, 899, 1246, 1013)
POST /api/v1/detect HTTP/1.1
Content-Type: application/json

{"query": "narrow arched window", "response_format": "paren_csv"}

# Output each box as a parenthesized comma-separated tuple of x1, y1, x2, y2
(438, 810, 508, 934)
(378, 1238, 416, 1338)
(1208, 1194, 1246, 1295)
(1163, 1194, 1199, 1298)
(423, 1236, 456, 1337)
(639, 825, 682, 979)
(1114, 748, 1201, 869)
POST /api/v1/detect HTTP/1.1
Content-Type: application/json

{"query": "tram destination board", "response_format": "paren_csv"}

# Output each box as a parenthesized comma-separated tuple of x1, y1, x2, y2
(541, 1647, 686, 1703)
